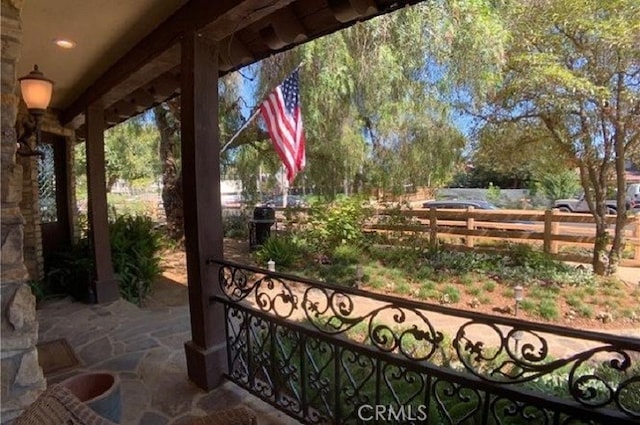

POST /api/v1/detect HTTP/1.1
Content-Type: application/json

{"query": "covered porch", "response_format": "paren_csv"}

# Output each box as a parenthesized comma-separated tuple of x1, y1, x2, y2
(1, 0, 639, 424)
(36, 296, 297, 424)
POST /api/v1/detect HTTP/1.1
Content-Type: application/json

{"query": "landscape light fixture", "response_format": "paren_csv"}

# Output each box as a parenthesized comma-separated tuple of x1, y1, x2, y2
(514, 284, 523, 316)
(17, 65, 54, 156)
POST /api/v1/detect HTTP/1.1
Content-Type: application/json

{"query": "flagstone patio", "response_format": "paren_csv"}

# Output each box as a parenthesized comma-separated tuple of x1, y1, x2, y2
(36, 297, 300, 425)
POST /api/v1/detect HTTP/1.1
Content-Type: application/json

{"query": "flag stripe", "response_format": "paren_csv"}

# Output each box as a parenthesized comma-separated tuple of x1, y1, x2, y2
(259, 69, 306, 183)
(260, 96, 297, 173)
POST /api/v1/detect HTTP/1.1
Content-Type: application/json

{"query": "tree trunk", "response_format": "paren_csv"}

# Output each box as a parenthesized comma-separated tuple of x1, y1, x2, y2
(608, 70, 628, 274)
(578, 161, 611, 275)
(593, 218, 609, 275)
(106, 175, 118, 194)
(154, 104, 184, 240)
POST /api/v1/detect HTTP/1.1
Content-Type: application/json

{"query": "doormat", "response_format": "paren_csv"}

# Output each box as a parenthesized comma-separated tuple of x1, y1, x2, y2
(36, 338, 80, 376)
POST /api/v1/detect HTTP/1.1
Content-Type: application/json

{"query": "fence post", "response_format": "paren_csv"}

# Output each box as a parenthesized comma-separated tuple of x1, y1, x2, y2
(634, 215, 640, 264)
(544, 208, 561, 254)
(429, 207, 437, 249)
(544, 209, 552, 253)
(466, 206, 475, 248)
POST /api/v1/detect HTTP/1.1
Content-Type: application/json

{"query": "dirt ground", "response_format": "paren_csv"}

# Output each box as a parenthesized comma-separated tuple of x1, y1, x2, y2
(142, 238, 250, 309)
(144, 238, 639, 331)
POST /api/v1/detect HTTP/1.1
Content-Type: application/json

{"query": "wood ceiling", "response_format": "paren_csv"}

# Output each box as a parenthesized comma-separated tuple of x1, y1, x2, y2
(64, 0, 423, 138)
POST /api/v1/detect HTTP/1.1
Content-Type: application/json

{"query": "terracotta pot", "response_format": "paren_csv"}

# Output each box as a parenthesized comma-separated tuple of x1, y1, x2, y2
(61, 372, 121, 423)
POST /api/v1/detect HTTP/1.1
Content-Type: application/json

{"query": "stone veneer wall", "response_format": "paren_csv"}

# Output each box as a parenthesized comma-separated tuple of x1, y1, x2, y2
(1, 0, 47, 422)
(17, 115, 42, 281)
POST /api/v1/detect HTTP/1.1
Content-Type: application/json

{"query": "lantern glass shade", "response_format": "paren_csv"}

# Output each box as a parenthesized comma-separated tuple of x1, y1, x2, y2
(19, 65, 53, 112)
(514, 285, 524, 302)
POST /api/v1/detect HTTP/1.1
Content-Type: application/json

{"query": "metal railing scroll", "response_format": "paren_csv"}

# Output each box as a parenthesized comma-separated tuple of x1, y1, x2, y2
(209, 259, 640, 425)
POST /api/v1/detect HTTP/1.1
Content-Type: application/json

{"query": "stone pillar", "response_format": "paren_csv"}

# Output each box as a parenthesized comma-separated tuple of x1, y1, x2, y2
(1, 1, 47, 422)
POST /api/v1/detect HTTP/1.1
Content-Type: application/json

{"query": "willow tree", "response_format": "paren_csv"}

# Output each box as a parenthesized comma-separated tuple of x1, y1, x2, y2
(248, 6, 467, 198)
(464, 0, 640, 274)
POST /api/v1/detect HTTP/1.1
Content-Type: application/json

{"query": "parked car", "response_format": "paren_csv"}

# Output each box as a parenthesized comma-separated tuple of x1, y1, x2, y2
(262, 195, 307, 208)
(421, 199, 535, 224)
(627, 183, 640, 205)
(553, 194, 629, 214)
(421, 200, 498, 210)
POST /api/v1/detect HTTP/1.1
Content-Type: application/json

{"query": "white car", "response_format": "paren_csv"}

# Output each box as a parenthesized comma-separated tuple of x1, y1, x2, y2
(554, 191, 634, 215)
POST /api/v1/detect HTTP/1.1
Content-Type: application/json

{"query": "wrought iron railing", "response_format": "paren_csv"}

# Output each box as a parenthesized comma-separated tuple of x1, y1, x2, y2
(209, 259, 640, 424)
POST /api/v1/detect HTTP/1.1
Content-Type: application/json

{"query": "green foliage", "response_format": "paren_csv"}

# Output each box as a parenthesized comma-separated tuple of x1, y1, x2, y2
(331, 244, 361, 265)
(537, 299, 559, 320)
(369, 246, 422, 270)
(109, 215, 163, 303)
(76, 118, 160, 191)
(28, 280, 46, 302)
(441, 285, 461, 304)
(223, 214, 249, 238)
(45, 239, 93, 301)
(45, 214, 162, 304)
(539, 171, 581, 203)
(304, 198, 373, 253)
(486, 182, 501, 204)
(255, 235, 301, 269)
(482, 281, 496, 292)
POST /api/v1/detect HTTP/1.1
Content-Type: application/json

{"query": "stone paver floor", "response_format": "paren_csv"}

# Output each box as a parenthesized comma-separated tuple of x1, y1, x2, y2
(37, 298, 300, 425)
(37, 291, 640, 424)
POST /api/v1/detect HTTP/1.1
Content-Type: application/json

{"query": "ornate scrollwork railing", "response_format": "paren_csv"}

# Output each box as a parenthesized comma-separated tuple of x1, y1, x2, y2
(211, 259, 640, 424)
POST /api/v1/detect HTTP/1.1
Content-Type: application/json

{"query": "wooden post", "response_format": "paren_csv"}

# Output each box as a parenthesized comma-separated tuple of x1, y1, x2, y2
(550, 208, 560, 254)
(181, 32, 226, 391)
(466, 206, 475, 248)
(634, 215, 640, 264)
(543, 209, 552, 254)
(85, 101, 119, 303)
(544, 208, 560, 254)
(429, 207, 437, 249)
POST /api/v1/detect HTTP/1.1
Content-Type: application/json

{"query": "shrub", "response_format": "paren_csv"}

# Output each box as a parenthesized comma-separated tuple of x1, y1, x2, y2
(371, 246, 422, 269)
(45, 238, 93, 301)
(441, 285, 461, 304)
(223, 213, 248, 238)
(303, 197, 373, 253)
(331, 244, 362, 265)
(482, 281, 496, 292)
(537, 299, 559, 320)
(539, 170, 581, 203)
(255, 235, 301, 269)
(109, 215, 163, 303)
(45, 214, 162, 304)
(396, 281, 412, 295)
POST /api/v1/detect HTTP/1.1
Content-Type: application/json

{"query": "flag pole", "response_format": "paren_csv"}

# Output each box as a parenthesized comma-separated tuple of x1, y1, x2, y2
(220, 109, 260, 154)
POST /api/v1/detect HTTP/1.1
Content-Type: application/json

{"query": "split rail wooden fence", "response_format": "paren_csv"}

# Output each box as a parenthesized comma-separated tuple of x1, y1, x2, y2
(363, 207, 640, 266)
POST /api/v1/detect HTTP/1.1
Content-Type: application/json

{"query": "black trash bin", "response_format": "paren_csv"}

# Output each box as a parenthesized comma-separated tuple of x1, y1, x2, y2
(249, 206, 276, 250)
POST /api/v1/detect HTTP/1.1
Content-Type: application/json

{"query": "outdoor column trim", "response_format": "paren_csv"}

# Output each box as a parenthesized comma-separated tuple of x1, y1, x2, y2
(85, 101, 119, 303)
(181, 31, 226, 390)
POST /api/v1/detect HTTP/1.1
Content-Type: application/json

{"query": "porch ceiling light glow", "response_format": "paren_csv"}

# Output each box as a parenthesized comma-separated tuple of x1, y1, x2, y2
(54, 38, 76, 49)
(19, 65, 54, 113)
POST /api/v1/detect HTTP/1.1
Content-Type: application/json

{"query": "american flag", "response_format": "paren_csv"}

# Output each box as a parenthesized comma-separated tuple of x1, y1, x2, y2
(259, 69, 306, 183)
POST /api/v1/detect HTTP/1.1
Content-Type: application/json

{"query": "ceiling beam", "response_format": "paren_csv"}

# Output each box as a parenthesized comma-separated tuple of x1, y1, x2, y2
(62, 0, 295, 127)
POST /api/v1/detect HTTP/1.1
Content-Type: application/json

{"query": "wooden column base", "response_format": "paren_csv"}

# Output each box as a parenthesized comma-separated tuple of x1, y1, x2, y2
(94, 279, 120, 304)
(184, 340, 228, 390)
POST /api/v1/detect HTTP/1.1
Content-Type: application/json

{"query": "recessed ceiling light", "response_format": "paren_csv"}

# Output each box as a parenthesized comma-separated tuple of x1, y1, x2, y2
(53, 39, 76, 49)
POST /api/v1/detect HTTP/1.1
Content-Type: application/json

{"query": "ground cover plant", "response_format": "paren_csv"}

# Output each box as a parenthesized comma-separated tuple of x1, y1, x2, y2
(253, 199, 639, 328)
